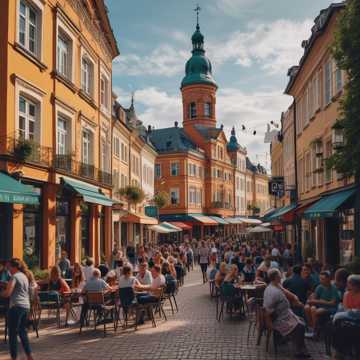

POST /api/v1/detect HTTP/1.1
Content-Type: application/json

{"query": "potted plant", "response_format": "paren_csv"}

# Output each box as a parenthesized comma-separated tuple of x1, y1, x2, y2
(13, 139, 34, 161)
(118, 185, 145, 211)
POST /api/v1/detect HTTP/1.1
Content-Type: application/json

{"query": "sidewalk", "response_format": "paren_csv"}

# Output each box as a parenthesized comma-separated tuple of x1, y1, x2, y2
(0, 267, 327, 360)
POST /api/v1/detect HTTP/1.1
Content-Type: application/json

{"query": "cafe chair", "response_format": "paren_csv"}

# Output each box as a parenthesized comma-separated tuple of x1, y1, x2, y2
(79, 292, 118, 336)
(38, 291, 62, 328)
(118, 287, 139, 329)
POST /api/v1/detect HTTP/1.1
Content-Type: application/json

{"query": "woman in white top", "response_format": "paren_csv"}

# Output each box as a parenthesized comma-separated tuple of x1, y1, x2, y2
(118, 265, 139, 289)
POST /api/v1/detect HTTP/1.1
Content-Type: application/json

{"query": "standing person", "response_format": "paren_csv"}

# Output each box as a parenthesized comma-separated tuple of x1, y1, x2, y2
(58, 250, 71, 278)
(199, 241, 210, 283)
(0, 258, 33, 360)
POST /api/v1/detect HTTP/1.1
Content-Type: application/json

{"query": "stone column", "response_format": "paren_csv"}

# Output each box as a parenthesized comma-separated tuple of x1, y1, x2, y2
(12, 204, 23, 259)
(70, 197, 81, 264)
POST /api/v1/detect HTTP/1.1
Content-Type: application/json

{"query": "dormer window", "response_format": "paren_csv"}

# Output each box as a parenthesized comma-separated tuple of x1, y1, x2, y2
(189, 102, 197, 119)
(204, 102, 211, 117)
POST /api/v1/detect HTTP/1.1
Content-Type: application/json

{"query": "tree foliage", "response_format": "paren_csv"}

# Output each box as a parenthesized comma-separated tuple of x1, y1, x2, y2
(327, 0, 360, 177)
(152, 191, 170, 209)
(118, 185, 145, 207)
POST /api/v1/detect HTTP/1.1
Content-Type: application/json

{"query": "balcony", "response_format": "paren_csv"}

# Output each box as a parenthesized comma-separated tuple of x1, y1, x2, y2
(0, 134, 52, 167)
(54, 155, 112, 187)
(211, 201, 233, 210)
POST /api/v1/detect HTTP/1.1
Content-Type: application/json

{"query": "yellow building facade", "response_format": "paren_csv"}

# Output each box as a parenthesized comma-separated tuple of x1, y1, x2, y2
(0, 0, 119, 268)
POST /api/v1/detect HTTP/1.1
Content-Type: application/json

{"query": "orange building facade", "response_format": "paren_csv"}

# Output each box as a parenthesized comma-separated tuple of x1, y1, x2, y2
(149, 22, 269, 237)
(0, 0, 118, 268)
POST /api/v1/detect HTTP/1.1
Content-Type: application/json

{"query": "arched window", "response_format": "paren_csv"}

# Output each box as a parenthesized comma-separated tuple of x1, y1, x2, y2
(189, 102, 197, 119)
(204, 102, 211, 117)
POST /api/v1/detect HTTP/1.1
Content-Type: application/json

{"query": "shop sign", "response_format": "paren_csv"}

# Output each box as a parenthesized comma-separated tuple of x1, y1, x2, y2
(269, 177, 285, 197)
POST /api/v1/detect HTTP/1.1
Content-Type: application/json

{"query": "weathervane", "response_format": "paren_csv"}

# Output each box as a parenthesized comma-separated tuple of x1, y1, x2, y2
(194, 4, 201, 28)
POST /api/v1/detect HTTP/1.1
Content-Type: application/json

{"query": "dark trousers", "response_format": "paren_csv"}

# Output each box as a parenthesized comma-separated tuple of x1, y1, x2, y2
(289, 323, 307, 355)
(8, 306, 31, 360)
(137, 294, 158, 304)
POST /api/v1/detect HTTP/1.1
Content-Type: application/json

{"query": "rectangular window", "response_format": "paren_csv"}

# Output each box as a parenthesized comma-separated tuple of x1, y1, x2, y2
(100, 75, 109, 110)
(19, 0, 40, 56)
(57, 115, 69, 155)
(18, 95, 37, 141)
(324, 140, 332, 183)
(81, 56, 93, 96)
(155, 164, 161, 179)
(189, 102, 196, 119)
(335, 66, 343, 93)
(57, 31, 72, 79)
(113, 136, 120, 158)
(324, 60, 333, 105)
(82, 130, 92, 165)
(170, 162, 179, 176)
(204, 102, 211, 117)
(170, 188, 180, 205)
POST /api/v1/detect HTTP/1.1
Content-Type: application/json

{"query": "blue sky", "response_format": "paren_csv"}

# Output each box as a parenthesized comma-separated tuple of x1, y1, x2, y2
(106, 0, 336, 168)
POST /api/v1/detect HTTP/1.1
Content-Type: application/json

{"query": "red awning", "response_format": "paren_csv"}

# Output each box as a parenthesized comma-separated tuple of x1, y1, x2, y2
(169, 222, 192, 230)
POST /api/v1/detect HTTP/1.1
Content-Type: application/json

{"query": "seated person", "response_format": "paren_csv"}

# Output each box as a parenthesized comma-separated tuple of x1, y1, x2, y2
(83, 268, 110, 293)
(71, 262, 85, 291)
(334, 267, 350, 302)
(305, 271, 340, 338)
(283, 265, 309, 305)
(215, 262, 227, 288)
(134, 265, 165, 304)
(82, 258, 95, 282)
(264, 269, 310, 359)
(256, 257, 272, 284)
(333, 274, 360, 324)
(136, 262, 153, 286)
(301, 263, 319, 294)
(167, 256, 177, 278)
(48, 266, 70, 294)
(242, 258, 256, 283)
(207, 257, 218, 282)
(105, 270, 117, 287)
(118, 265, 139, 289)
(0, 260, 10, 286)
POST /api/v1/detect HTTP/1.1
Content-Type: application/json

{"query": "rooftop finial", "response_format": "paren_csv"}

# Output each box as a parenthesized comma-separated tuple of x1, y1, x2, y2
(131, 91, 135, 108)
(194, 4, 201, 30)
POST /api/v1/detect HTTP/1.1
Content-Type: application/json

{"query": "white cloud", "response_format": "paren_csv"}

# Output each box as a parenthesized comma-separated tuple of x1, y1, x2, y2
(115, 86, 292, 167)
(208, 0, 260, 17)
(208, 19, 312, 74)
(113, 45, 188, 77)
(113, 19, 311, 77)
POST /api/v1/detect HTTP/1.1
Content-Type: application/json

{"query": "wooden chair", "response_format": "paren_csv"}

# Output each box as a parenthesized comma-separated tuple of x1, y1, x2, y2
(0, 299, 9, 342)
(79, 292, 118, 336)
(38, 291, 62, 328)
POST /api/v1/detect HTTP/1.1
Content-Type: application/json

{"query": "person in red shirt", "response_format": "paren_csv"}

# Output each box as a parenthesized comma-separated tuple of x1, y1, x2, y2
(333, 274, 360, 324)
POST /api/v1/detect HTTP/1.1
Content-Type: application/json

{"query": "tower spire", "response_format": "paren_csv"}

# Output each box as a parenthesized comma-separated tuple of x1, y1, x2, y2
(194, 4, 201, 30)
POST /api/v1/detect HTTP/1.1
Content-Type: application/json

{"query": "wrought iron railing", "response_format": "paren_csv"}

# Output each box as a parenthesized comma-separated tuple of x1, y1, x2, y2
(0, 133, 52, 167)
(211, 201, 233, 210)
(54, 154, 112, 187)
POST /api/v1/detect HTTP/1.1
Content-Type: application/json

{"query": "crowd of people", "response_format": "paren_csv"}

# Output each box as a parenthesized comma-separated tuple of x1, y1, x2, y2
(0, 243, 193, 360)
(191, 235, 360, 358)
(1, 235, 360, 359)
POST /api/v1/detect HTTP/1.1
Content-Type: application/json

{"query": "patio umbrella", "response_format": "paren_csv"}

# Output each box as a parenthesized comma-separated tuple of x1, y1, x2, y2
(247, 226, 272, 233)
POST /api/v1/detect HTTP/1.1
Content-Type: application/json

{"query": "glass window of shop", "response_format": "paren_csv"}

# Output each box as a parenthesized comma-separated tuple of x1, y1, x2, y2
(339, 209, 355, 265)
(121, 222, 128, 249)
(80, 203, 90, 259)
(0, 204, 11, 259)
(56, 197, 70, 260)
(134, 223, 140, 246)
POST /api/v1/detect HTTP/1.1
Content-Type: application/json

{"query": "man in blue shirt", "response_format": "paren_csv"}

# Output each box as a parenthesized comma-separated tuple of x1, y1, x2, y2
(304, 271, 340, 338)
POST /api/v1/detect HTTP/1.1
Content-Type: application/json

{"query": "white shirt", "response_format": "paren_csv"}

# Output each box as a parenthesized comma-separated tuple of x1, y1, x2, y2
(271, 248, 280, 257)
(151, 274, 165, 290)
(82, 265, 95, 282)
(136, 270, 153, 286)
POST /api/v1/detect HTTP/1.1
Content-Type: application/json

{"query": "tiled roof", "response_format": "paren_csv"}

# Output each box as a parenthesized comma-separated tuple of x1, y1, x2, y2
(150, 127, 201, 154)
(193, 124, 223, 140)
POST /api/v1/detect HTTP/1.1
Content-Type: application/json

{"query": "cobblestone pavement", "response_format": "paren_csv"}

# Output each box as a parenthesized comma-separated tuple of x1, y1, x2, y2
(0, 268, 327, 360)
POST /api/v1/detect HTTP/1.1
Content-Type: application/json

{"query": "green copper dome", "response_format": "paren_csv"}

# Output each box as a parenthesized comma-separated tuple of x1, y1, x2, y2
(181, 24, 217, 89)
(227, 127, 240, 152)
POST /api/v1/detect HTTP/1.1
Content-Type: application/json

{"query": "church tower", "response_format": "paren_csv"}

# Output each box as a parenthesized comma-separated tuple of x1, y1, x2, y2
(181, 8, 217, 130)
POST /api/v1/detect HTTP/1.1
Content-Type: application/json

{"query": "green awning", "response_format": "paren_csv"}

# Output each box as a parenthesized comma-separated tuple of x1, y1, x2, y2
(304, 188, 356, 219)
(0, 172, 39, 205)
(62, 177, 114, 207)
(209, 216, 229, 225)
(267, 204, 296, 221)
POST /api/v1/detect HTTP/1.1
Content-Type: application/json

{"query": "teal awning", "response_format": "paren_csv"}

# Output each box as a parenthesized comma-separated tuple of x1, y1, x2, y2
(304, 188, 356, 219)
(0, 172, 39, 205)
(267, 204, 296, 221)
(209, 216, 229, 225)
(62, 177, 114, 207)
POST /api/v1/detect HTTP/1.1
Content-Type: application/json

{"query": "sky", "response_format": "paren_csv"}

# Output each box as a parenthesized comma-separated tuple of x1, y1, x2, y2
(106, 0, 337, 169)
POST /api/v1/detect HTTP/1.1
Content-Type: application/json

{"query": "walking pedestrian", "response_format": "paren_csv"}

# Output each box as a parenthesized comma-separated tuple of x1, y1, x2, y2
(199, 241, 210, 283)
(0, 258, 33, 360)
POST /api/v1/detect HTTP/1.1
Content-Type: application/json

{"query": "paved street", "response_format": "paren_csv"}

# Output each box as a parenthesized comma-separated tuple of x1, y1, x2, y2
(0, 268, 326, 360)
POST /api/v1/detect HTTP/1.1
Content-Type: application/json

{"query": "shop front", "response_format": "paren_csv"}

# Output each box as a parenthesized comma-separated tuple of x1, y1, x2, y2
(303, 187, 356, 265)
